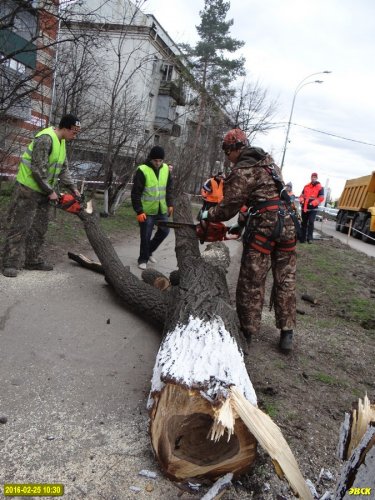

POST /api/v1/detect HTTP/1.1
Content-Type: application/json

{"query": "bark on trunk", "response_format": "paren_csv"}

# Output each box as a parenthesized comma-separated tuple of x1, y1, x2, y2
(76, 210, 166, 328)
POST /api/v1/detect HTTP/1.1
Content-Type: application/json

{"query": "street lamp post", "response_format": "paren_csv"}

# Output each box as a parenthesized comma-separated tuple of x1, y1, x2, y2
(280, 71, 332, 170)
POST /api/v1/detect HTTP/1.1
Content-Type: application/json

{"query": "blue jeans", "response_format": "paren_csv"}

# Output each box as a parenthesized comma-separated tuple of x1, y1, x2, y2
(138, 213, 170, 264)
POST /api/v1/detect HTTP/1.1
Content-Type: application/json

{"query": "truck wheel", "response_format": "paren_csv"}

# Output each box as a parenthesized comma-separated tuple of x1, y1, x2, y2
(362, 218, 375, 244)
(340, 213, 348, 234)
(352, 216, 363, 239)
(335, 213, 342, 231)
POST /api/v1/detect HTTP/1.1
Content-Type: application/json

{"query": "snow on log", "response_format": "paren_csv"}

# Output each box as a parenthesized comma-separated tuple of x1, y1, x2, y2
(148, 316, 258, 480)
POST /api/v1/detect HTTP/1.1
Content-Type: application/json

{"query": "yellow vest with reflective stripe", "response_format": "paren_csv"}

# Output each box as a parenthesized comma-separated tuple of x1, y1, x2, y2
(16, 127, 66, 193)
(139, 163, 168, 215)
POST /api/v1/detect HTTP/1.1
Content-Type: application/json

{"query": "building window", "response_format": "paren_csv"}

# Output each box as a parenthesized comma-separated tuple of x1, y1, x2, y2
(152, 57, 160, 75)
(143, 129, 150, 143)
(148, 93, 154, 111)
(2, 55, 26, 74)
(12, 9, 38, 42)
(0, 1, 38, 41)
(161, 64, 173, 82)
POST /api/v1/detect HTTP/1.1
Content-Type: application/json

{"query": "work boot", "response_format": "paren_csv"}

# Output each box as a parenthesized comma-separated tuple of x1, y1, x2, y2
(24, 262, 54, 271)
(279, 330, 293, 353)
(3, 267, 18, 278)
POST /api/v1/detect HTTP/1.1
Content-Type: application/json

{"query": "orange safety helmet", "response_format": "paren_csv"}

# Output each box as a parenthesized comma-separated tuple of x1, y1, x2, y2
(222, 128, 248, 152)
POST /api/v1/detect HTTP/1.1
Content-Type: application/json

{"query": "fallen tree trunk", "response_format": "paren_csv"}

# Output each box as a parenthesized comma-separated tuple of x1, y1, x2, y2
(74, 195, 312, 497)
(76, 209, 167, 328)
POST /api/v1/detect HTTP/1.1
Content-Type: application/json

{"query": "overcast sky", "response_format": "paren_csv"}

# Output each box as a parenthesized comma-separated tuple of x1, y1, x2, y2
(145, 0, 375, 199)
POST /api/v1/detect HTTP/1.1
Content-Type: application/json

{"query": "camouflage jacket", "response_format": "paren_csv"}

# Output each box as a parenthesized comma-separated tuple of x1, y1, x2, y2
(207, 147, 295, 232)
(30, 135, 76, 195)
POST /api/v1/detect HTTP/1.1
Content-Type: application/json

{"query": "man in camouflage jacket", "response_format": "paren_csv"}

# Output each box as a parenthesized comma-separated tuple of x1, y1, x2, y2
(2, 114, 81, 278)
(203, 128, 297, 352)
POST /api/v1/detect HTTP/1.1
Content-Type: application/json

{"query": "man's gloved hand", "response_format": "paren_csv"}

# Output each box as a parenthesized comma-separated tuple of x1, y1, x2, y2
(197, 209, 208, 221)
(136, 212, 147, 223)
(168, 206, 173, 216)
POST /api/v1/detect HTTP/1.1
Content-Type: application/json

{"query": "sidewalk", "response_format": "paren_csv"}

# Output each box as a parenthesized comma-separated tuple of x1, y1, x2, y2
(0, 229, 242, 499)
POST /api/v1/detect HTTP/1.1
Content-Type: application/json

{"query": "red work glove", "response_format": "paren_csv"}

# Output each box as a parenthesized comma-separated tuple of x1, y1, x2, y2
(311, 200, 319, 207)
(168, 206, 173, 217)
(136, 212, 147, 223)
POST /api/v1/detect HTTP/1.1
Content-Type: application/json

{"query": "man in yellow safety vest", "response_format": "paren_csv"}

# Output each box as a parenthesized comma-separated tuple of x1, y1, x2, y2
(2, 114, 81, 278)
(131, 146, 174, 270)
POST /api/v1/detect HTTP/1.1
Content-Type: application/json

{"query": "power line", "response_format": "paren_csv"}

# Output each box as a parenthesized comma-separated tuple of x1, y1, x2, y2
(290, 122, 375, 148)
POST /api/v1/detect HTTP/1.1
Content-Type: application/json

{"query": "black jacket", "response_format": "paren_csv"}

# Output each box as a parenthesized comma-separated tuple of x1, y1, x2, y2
(131, 161, 173, 214)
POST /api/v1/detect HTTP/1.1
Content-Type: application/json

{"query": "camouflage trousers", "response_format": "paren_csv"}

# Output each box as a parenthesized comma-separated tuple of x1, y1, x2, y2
(3, 183, 50, 269)
(236, 246, 297, 337)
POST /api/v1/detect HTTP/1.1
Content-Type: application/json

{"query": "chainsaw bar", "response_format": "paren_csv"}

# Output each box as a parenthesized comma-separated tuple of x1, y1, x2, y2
(157, 221, 197, 229)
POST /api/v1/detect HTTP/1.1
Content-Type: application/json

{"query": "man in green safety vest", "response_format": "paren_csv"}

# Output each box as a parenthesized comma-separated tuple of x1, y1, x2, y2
(131, 146, 174, 270)
(2, 114, 81, 278)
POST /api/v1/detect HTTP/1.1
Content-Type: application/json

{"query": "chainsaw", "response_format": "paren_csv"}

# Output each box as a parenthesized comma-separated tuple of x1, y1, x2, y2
(53, 193, 84, 213)
(157, 220, 240, 244)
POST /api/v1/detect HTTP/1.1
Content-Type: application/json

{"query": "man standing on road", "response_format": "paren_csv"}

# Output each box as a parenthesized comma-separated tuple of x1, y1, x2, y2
(200, 128, 297, 352)
(299, 173, 324, 244)
(2, 114, 82, 278)
(131, 146, 173, 270)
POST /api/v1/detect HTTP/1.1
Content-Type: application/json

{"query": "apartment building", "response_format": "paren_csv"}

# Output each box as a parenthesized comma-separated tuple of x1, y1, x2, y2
(0, 0, 230, 191)
(60, 0, 230, 190)
(0, 0, 58, 175)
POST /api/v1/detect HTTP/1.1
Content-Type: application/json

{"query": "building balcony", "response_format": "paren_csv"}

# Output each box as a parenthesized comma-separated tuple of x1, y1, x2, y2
(158, 80, 186, 106)
(154, 117, 181, 137)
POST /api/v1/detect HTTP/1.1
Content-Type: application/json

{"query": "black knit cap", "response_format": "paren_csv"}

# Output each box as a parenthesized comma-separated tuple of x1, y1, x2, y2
(149, 146, 165, 160)
(59, 114, 81, 129)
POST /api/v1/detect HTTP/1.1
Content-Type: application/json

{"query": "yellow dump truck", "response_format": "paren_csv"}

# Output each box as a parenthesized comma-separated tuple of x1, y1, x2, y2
(336, 172, 375, 243)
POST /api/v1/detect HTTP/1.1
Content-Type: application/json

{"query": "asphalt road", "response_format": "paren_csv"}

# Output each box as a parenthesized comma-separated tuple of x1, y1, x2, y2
(315, 218, 375, 258)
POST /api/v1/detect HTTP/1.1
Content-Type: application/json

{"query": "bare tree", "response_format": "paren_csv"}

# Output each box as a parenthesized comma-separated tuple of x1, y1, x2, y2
(229, 78, 278, 142)
(55, 0, 182, 214)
